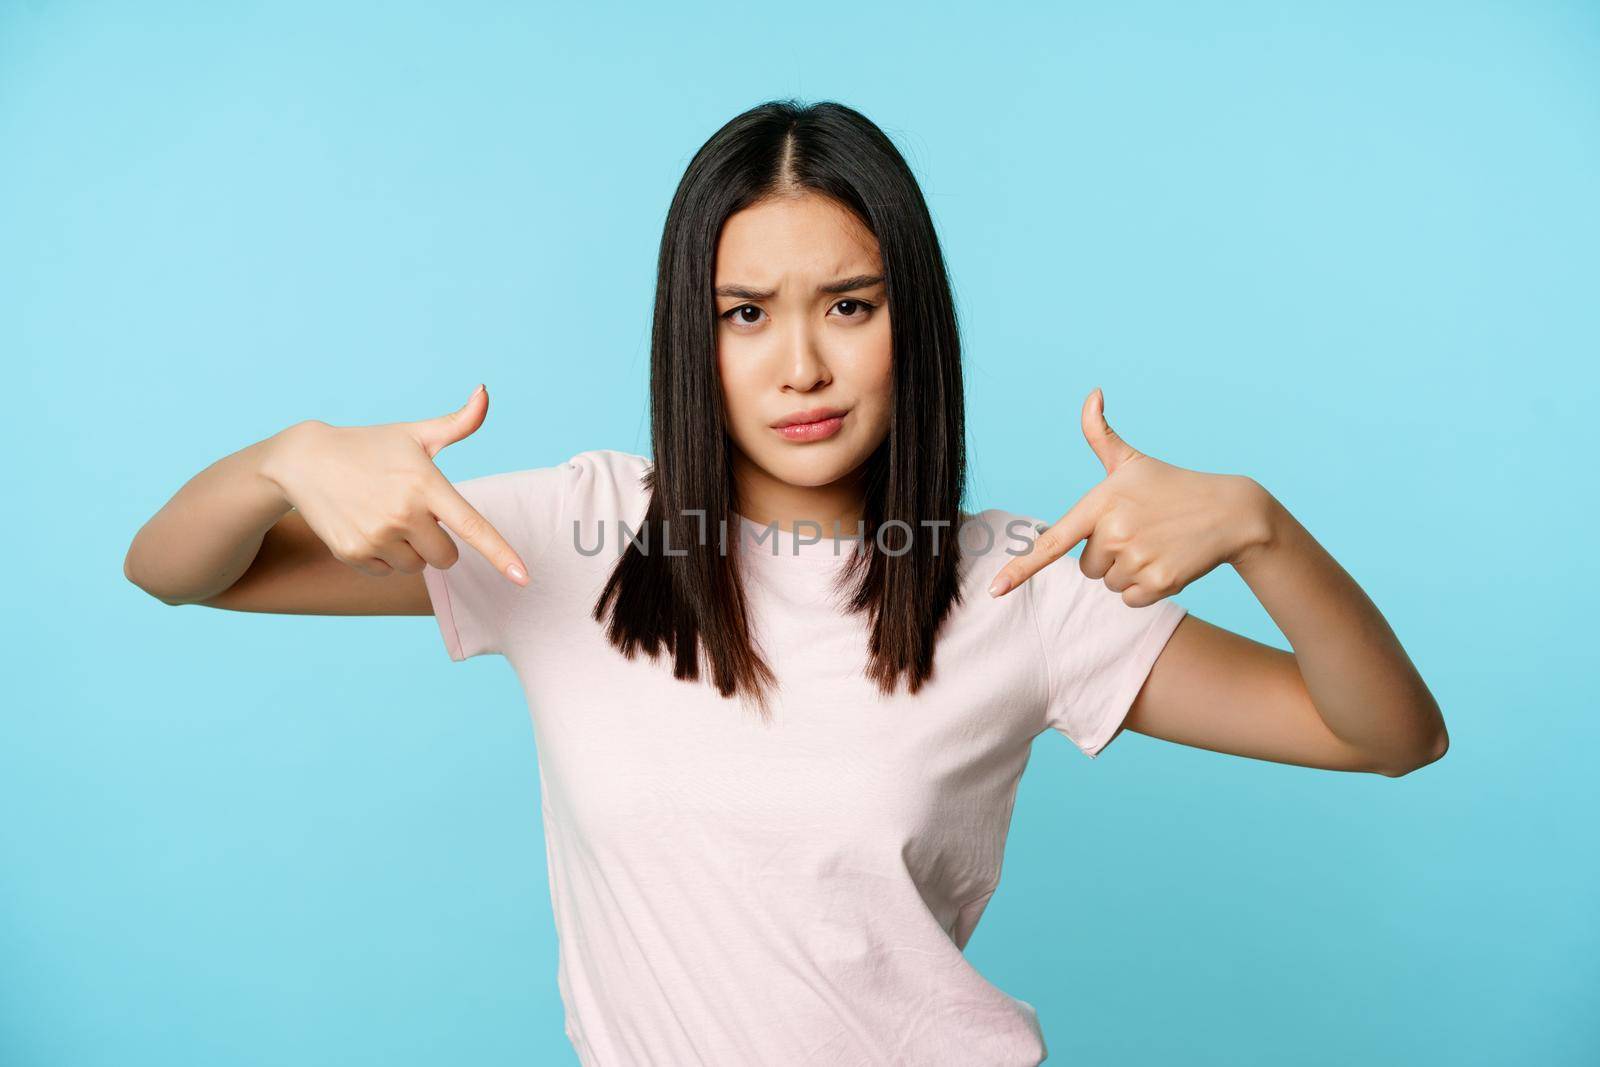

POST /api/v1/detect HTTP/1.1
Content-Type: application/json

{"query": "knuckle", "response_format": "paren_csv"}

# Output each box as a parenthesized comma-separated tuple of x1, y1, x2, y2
(375, 509, 415, 538)
(327, 536, 362, 563)
(352, 525, 386, 553)
(405, 470, 436, 497)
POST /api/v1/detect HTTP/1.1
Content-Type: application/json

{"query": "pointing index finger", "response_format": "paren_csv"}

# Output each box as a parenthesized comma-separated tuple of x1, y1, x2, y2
(988, 483, 1107, 598)
(428, 479, 529, 586)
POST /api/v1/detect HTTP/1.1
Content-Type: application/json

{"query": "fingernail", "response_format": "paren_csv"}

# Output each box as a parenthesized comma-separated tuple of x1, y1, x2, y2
(507, 563, 527, 584)
(473, 383, 486, 397)
(989, 575, 1012, 598)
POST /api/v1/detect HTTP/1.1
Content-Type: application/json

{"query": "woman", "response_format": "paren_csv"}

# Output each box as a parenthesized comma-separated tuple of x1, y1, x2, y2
(124, 100, 1448, 1065)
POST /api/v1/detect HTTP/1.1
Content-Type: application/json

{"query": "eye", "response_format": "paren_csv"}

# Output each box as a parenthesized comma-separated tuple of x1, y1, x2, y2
(831, 298, 877, 320)
(721, 304, 767, 327)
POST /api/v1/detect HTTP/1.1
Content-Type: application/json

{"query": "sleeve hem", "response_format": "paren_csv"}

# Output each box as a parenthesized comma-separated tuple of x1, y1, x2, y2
(422, 564, 468, 662)
(1077, 600, 1188, 759)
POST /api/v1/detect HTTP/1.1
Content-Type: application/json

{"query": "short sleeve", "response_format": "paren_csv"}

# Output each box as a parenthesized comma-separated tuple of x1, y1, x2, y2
(1027, 555, 1188, 758)
(422, 460, 581, 662)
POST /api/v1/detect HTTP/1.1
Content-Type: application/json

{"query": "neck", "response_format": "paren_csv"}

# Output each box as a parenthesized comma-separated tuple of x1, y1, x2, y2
(730, 449, 868, 534)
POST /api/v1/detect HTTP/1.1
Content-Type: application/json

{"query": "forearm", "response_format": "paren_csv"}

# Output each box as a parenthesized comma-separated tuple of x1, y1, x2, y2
(123, 425, 299, 604)
(1233, 488, 1448, 773)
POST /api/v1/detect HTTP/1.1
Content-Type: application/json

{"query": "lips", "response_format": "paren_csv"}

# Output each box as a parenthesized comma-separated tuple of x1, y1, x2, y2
(771, 407, 849, 429)
(771, 407, 849, 443)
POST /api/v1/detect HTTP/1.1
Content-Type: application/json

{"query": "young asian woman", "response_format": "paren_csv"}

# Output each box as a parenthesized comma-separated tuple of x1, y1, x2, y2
(124, 99, 1448, 1066)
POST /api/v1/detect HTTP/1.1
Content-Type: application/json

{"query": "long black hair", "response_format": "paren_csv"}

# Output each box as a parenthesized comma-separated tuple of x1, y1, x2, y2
(592, 99, 967, 713)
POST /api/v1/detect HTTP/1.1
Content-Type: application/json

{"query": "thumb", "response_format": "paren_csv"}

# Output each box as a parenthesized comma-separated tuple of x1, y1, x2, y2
(412, 384, 489, 458)
(1080, 387, 1140, 475)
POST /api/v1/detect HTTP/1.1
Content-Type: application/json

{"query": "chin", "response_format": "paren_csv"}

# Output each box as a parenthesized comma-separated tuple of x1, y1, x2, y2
(746, 439, 869, 489)
(763, 457, 854, 488)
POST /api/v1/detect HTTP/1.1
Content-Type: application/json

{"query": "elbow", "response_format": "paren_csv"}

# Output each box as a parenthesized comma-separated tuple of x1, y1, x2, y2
(123, 548, 149, 596)
(1377, 726, 1450, 778)
(123, 548, 189, 606)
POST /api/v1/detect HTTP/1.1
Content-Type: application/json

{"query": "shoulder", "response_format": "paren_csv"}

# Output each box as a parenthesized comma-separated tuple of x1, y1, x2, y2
(563, 447, 652, 483)
(954, 507, 1047, 564)
(558, 449, 653, 522)
(451, 449, 652, 540)
(953, 505, 1104, 617)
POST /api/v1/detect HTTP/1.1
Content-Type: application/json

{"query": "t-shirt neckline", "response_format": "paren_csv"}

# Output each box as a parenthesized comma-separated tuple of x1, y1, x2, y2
(733, 512, 862, 566)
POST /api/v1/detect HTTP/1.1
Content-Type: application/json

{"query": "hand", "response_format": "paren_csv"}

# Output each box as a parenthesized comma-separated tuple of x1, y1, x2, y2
(988, 388, 1275, 607)
(261, 385, 529, 586)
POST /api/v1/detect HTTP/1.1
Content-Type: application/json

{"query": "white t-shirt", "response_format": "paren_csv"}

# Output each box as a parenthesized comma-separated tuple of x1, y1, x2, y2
(422, 449, 1187, 1065)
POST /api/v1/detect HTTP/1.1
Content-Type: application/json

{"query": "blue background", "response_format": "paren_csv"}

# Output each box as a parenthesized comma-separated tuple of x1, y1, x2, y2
(4, 2, 1596, 1064)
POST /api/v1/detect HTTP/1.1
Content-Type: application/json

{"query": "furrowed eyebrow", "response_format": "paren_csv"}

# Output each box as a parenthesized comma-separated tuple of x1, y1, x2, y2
(817, 273, 884, 295)
(714, 283, 776, 299)
(713, 274, 886, 300)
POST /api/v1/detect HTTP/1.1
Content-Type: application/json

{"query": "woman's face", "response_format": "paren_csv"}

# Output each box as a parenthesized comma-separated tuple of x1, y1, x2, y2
(714, 192, 893, 508)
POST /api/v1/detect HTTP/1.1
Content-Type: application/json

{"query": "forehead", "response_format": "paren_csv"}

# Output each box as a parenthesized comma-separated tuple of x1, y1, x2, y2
(715, 193, 881, 282)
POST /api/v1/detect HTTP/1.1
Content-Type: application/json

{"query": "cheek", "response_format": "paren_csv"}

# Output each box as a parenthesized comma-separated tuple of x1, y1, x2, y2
(857, 329, 894, 405)
(716, 349, 762, 426)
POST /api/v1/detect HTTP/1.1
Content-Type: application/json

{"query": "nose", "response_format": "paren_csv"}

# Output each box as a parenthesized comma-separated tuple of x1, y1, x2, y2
(779, 317, 832, 393)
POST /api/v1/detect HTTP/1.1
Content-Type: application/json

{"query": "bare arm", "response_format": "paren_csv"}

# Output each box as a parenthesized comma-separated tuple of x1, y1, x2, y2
(993, 388, 1447, 778)
(1121, 495, 1447, 777)
(122, 427, 294, 605)
(123, 386, 529, 615)
(120, 424, 420, 612)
